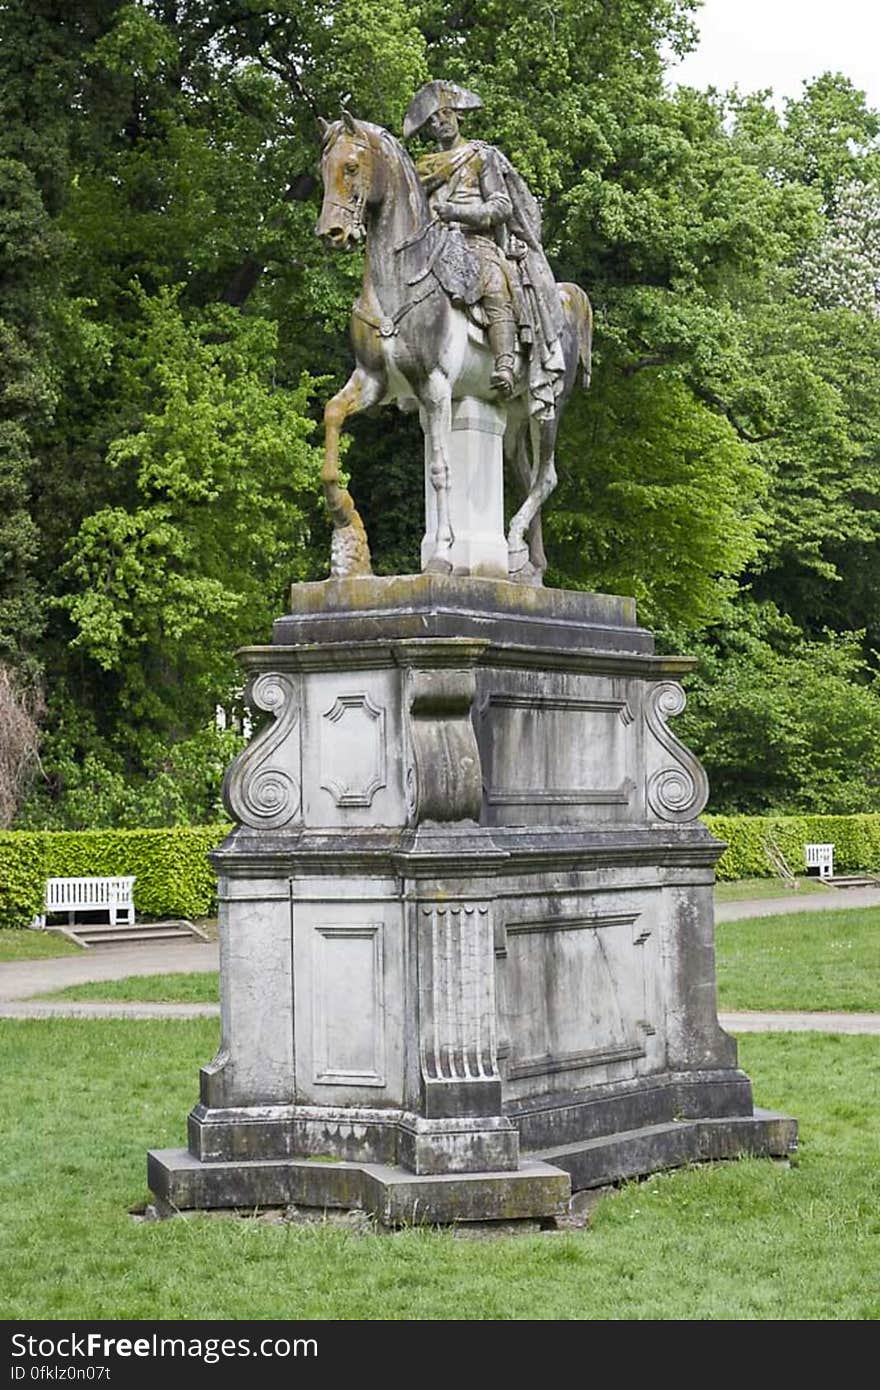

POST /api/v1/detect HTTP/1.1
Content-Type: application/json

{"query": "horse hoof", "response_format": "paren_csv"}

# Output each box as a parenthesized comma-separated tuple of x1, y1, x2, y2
(507, 554, 544, 587)
(508, 566, 543, 587)
(507, 543, 529, 573)
(424, 553, 454, 576)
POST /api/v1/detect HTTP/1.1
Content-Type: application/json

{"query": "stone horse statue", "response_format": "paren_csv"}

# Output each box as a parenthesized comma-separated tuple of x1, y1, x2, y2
(316, 111, 592, 584)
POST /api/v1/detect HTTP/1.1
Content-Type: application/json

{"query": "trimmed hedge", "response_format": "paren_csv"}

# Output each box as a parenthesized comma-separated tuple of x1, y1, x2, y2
(0, 826, 231, 928)
(705, 814, 880, 880)
(0, 833, 48, 930)
(4, 814, 880, 926)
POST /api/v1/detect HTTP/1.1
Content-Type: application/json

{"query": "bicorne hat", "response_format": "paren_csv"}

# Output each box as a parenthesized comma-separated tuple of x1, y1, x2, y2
(402, 81, 483, 139)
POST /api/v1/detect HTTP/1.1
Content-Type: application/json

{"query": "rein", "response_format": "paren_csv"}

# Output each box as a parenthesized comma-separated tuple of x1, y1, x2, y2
(353, 273, 440, 338)
(393, 220, 437, 254)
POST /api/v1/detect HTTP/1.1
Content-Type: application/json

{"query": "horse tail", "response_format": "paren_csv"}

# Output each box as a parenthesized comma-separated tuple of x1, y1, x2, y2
(559, 282, 593, 390)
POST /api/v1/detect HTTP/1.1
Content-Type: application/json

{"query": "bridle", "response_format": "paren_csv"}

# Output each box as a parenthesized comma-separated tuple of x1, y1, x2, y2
(321, 126, 372, 241)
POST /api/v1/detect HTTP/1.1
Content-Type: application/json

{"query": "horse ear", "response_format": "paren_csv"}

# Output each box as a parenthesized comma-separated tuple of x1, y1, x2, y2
(317, 115, 330, 138)
(342, 107, 357, 134)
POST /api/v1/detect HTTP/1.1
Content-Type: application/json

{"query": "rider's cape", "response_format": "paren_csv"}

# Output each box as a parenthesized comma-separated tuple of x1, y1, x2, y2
(487, 143, 566, 352)
(476, 142, 567, 417)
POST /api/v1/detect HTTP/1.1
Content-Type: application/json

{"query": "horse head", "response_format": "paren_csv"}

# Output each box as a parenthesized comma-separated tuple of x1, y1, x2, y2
(316, 111, 378, 250)
(316, 113, 430, 257)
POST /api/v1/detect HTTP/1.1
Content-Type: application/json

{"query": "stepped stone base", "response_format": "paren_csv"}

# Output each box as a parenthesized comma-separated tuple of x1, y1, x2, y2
(149, 1107, 794, 1227)
(149, 1151, 570, 1226)
(147, 576, 797, 1225)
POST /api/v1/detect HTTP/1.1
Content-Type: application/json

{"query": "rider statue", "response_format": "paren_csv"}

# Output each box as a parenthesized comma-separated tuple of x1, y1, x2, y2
(403, 80, 567, 420)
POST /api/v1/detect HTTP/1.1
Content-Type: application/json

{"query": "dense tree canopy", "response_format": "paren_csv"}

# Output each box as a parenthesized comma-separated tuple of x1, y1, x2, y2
(2, 0, 879, 823)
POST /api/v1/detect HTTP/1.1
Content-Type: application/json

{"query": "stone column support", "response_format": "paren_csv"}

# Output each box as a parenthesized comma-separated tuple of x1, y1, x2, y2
(421, 396, 508, 579)
(416, 898, 501, 1117)
(396, 895, 518, 1175)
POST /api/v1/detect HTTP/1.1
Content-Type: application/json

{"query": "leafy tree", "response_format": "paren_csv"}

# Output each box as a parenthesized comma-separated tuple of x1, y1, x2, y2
(0, 0, 80, 670)
(800, 178, 880, 318)
(22, 1, 431, 798)
(548, 371, 764, 628)
(19, 721, 243, 829)
(726, 80, 880, 658)
(6, 1, 880, 824)
(59, 289, 322, 750)
(678, 602, 880, 814)
(0, 664, 43, 826)
(0, 158, 52, 669)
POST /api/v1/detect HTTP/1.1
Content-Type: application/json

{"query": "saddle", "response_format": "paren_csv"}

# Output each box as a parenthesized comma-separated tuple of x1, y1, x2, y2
(428, 226, 532, 346)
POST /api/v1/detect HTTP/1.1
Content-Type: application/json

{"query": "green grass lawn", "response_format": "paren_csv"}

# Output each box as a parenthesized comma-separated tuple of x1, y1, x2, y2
(0, 929, 83, 961)
(37, 972, 220, 1003)
(716, 906, 880, 1012)
(0, 1018, 875, 1319)
(714, 876, 831, 902)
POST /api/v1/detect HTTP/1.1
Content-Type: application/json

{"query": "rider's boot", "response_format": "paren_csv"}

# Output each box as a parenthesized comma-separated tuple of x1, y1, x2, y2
(487, 314, 517, 398)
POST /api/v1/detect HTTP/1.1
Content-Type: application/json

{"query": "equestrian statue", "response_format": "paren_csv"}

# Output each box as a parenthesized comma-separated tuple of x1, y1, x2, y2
(315, 80, 592, 585)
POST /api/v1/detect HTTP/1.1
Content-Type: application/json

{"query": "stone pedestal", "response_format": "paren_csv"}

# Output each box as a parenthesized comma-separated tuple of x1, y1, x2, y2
(149, 577, 796, 1224)
(421, 397, 508, 579)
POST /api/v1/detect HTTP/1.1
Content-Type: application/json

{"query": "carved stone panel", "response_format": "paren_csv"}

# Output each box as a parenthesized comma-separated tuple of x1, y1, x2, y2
(498, 904, 656, 1095)
(291, 897, 404, 1105)
(319, 692, 387, 808)
(300, 668, 404, 828)
(312, 923, 386, 1087)
(479, 686, 635, 823)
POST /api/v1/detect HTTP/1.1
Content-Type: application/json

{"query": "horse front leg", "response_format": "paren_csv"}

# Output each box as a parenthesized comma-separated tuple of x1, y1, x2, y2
(507, 415, 557, 586)
(322, 366, 385, 577)
(420, 370, 454, 574)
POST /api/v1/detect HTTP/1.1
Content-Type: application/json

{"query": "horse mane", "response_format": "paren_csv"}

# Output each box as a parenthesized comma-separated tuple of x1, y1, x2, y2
(371, 124, 427, 212)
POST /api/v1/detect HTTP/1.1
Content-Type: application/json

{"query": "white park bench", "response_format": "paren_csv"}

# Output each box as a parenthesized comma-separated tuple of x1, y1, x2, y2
(32, 876, 136, 929)
(805, 843, 834, 880)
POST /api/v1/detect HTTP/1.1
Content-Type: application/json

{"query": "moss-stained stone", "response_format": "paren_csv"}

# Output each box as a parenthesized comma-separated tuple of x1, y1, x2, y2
(150, 1109, 795, 1226)
(272, 574, 647, 652)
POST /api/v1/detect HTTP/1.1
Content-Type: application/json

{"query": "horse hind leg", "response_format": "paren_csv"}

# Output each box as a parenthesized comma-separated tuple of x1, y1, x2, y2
(322, 367, 385, 577)
(504, 418, 536, 579)
(506, 415, 557, 586)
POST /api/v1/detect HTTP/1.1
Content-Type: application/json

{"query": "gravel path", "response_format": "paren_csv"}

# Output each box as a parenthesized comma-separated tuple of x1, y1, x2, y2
(715, 886, 880, 920)
(0, 1000, 218, 1019)
(0, 939, 218, 1003)
(718, 1011, 880, 1034)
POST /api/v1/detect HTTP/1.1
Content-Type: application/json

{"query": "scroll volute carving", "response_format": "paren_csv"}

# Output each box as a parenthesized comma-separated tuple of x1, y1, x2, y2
(406, 668, 482, 823)
(644, 681, 709, 823)
(222, 671, 302, 829)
